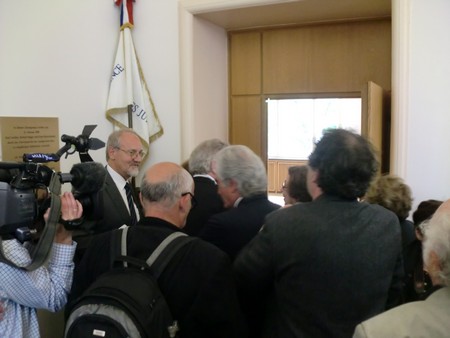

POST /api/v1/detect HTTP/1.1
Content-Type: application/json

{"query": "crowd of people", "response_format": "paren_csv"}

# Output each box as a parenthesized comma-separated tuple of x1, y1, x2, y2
(1, 127, 449, 338)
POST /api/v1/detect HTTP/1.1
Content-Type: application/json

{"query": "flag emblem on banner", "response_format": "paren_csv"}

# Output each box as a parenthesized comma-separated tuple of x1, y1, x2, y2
(106, 0, 163, 152)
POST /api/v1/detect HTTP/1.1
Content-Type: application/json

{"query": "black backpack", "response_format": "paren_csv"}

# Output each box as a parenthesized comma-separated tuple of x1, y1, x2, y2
(65, 226, 193, 338)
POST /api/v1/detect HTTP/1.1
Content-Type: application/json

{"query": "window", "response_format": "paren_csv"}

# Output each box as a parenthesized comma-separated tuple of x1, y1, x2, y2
(267, 97, 362, 160)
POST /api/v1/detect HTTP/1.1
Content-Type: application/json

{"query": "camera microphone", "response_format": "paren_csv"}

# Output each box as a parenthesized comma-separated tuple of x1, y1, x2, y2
(65, 162, 106, 194)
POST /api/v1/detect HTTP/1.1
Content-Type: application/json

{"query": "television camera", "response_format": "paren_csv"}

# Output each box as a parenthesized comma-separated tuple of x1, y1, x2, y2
(0, 125, 106, 270)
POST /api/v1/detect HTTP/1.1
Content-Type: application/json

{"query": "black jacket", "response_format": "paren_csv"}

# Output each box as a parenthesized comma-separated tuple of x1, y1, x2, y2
(68, 217, 247, 338)
(199, 194, 280, 261)
(183, 176, 225, 236)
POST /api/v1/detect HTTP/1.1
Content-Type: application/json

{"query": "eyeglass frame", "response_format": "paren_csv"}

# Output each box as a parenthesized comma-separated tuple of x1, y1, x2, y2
(115, 147, 147, 159)
(181, 192, 197, 209)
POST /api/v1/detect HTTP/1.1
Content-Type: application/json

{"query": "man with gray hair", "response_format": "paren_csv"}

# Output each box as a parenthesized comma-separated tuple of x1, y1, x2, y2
(353, 198, 450, 338)
(199, 145, 280, 261)
(74, 128, 145, 263)
(69, 162, 247, 338)
(184, 138, 228, 235)
(101, 128, 145, 231)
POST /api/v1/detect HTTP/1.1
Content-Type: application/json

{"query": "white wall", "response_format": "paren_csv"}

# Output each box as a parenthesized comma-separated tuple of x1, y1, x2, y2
(0, 1, 184, 183)
(192, 17, 228, 152)
(179, 6, 228, 161)
(403, 0, 450, 209)
(2, 0, 450, 211)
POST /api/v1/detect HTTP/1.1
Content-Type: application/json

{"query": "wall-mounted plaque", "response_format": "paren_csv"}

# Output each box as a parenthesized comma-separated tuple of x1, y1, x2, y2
(0, 117, 60, 171)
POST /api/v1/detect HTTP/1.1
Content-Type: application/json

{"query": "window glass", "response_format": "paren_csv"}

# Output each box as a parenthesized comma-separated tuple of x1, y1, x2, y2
(268, 98, 361, 160)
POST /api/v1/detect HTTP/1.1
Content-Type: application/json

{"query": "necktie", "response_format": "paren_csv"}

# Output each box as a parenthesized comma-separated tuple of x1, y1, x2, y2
(124, 182, 138, 226)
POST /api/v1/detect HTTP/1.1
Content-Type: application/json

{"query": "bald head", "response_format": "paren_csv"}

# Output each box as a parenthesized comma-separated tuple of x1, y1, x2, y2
(139, 162, 194, 227)
(435, 199, 450, 215)
(422, 198, 450, 286)
(146, 162, 186, 185)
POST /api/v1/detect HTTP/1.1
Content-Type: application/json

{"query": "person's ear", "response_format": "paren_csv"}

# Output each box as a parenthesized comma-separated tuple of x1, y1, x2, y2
(310, 168, 319, 184)
(108, 146, 117, 160)
(425, 250, 443, 285)
(179, 194, 190, 214)
(229, 179, 239, 193)
(415, 227, 424, 241)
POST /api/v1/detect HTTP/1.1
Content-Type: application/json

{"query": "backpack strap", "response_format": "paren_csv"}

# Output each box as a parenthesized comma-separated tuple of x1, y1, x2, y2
(110, 226, 133, 268)
(110, 227, 194, 276)
(109, 227, 122, 269)
(146, 232, 194, 279)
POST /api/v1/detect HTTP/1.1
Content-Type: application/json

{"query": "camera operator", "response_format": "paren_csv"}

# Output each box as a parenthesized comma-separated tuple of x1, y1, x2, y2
(0, 192, 82, 338)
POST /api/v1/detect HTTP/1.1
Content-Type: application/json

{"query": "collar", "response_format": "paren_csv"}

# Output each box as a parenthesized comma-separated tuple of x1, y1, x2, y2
(107, 165, 129, 189)
(193, 174, 217, 184)
(234, 193, 271, 207)
(138, 216, 181, 232)
(424, 284, 445, 299)
(313, 193, 358, 203)
(233, 196, 244, 207)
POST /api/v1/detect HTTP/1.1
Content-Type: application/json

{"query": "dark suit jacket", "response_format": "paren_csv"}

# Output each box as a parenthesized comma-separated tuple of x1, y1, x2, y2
(68, 217, 247, 338)
(199, 194, 280, 261)
(97, 171, 142, 233)
(183, 176, 225, 236)
(234, 194, 404, 338)
(73, 171, 142, 263)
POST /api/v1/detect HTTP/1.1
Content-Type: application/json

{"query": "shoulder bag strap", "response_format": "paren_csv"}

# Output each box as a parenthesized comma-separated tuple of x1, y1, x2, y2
(146, 232, 194, 279)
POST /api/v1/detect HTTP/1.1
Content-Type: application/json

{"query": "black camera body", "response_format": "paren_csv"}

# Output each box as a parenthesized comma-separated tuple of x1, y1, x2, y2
(0, 125, 106, 240)
(0, 180, 36, 237)
(0, 161, 106, 240)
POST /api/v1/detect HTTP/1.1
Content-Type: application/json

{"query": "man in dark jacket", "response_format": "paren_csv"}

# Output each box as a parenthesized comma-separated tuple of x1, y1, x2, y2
(234, 129, 404, 338)
(68, 162, 247, 338)
(183, 138, 228, 236)
(73, 128, 144, 263)
(199, 145, 280, 261)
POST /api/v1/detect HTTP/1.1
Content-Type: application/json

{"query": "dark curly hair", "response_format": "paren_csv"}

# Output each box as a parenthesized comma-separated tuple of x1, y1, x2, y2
(308, 128, 379, 199)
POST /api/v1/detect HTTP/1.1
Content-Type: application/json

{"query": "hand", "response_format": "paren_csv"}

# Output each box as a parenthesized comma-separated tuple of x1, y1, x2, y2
(60, 192, 83, 221)
(43, 192, 83, 245)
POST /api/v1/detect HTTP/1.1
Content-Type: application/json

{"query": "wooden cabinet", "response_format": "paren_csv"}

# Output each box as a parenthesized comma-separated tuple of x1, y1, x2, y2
(267, 159, 307, 193)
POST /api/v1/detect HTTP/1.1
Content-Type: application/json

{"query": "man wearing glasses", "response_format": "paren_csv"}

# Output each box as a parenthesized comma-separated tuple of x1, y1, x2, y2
(73, 129, 145, 262)
(101, 128, 145, 232)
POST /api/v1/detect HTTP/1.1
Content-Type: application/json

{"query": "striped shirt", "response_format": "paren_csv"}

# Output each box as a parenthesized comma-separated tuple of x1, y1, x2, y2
(0, 239, 76, 338)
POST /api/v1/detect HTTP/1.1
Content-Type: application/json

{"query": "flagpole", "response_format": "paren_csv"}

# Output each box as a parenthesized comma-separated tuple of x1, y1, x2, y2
(107, 0, 164, 168)
(127, 104, 133, 129)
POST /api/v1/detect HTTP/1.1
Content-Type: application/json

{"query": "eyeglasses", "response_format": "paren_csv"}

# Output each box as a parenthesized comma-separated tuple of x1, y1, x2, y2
(116, 148, 147, 159)
(181, 192, 197, 209)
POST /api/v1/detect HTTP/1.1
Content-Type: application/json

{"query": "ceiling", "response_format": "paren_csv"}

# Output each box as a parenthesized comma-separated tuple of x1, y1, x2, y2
(195, 0, 391, 31)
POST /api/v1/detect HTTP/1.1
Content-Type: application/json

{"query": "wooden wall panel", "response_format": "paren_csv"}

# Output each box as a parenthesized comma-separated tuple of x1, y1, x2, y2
(267, 160, 276, 192)
(229, 96, 262, 155)
(228, 18, 391, 170)
(308, 24, 353, 92)
(262, 20, 391, 94)
(230, 32, 261, 95)
(262, 28, 312, 94)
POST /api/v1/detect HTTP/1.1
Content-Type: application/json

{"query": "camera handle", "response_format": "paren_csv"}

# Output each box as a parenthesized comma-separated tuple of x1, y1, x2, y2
(0, 172, 62, 271)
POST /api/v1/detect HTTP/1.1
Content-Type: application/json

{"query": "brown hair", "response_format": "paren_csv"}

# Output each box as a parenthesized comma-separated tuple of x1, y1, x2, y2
(364, 174, 412, 221)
